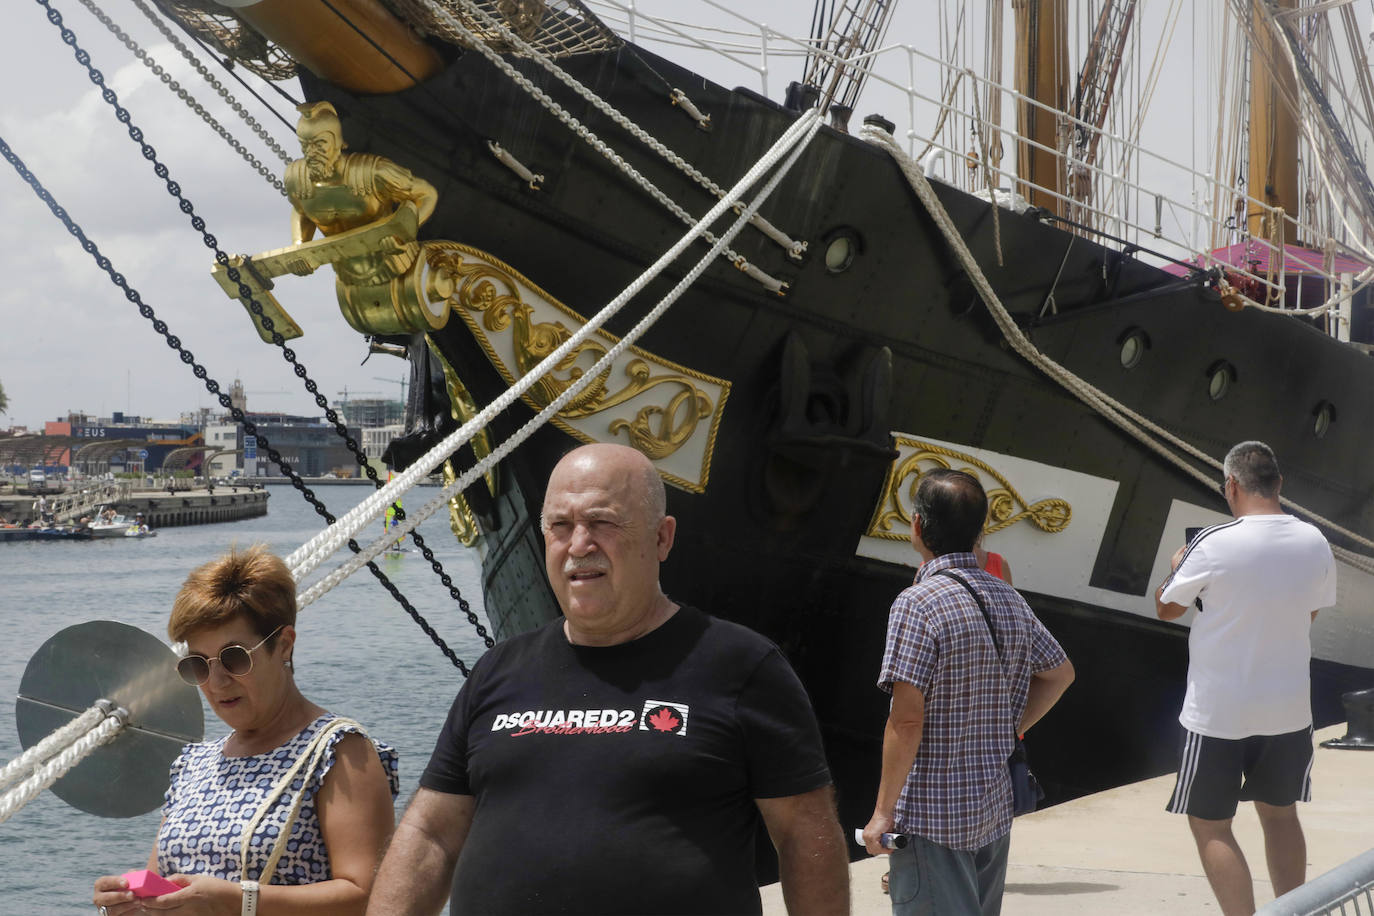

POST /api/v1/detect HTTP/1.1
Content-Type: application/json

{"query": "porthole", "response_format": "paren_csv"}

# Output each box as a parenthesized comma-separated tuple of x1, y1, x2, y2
(1206, 360, 1235, 401)
(821, 227, 862, 275)
(825, 237, 853, 272)
(1313, 401, 1336, 438)
(1117, 328, 1149, 369)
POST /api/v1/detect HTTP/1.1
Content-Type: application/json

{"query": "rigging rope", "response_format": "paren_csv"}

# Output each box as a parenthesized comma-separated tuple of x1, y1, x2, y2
(0, 702, 111, 793)
(73, 0, 288, 195)
(0, 705, 125, 825)
(30, 0, 492, 662)
(124, 0, 296, 164)
(288, 107, 825, 594)
(860, 122, 1374, 576)
(0, 122, 474, 675)
(418, 0, 807, 265)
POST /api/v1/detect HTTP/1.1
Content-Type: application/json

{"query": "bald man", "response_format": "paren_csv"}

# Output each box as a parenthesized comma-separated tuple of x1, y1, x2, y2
(368, 444, 849, 916)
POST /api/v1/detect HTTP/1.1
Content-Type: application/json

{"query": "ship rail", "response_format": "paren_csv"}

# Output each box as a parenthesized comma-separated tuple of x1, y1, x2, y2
(589, 0, 1372, 330)
(1255, 847, 1374, 916)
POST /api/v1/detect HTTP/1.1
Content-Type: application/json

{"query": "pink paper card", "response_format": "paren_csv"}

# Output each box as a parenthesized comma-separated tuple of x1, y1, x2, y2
(121, 870, 181, 898)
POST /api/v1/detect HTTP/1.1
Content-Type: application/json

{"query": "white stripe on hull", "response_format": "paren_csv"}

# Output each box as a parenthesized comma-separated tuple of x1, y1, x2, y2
(855, 434, 1373, 672)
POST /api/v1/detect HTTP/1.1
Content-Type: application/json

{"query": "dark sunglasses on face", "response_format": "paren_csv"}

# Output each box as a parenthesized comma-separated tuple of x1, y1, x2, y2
(176, 625, 285, 686)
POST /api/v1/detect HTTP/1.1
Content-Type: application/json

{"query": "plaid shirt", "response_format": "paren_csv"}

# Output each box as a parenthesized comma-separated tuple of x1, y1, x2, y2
(878, 552, 1068, 850)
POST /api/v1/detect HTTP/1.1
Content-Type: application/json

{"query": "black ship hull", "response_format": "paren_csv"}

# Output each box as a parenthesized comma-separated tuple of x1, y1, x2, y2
(301, 37, 1374, 851)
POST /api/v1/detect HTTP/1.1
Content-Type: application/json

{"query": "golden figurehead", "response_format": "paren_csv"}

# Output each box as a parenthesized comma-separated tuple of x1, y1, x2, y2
(211, 101, 452, 338)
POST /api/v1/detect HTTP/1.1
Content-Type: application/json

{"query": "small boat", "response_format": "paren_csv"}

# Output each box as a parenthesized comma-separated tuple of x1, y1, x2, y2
(87, 508, 155, 539)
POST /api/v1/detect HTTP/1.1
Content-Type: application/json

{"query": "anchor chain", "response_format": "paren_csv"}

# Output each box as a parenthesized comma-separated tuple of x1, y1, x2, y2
(32, 0, 493, 654)
(0, 129, 474, 677)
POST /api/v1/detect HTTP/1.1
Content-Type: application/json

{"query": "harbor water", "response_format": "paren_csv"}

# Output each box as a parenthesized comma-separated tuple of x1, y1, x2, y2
(0, 484, 491, 914)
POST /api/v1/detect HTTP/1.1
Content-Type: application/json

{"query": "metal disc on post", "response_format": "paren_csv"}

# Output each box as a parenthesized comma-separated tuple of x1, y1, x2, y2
(15, 620, 203, 818)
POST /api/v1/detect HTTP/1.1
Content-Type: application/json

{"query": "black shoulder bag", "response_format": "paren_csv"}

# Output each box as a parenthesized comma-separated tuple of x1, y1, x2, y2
(935, 569, 1045, 816)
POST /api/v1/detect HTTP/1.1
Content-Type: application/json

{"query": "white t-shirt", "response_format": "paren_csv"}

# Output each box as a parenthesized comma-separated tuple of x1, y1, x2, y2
(1160, 514, 1337, 739)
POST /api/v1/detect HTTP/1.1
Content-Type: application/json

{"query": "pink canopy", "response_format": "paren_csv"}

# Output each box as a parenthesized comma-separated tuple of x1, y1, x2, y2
(1161, 241, 1370, 278)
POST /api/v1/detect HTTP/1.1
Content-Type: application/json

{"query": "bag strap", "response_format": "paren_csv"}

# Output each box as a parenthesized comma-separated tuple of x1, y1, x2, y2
(935, 569, 1032, 746)
(239, 716, 365, 884)
(934, 568, 1002, 661)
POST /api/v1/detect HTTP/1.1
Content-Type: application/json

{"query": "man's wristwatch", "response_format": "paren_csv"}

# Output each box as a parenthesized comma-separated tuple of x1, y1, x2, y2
(240, 880, 260, 916)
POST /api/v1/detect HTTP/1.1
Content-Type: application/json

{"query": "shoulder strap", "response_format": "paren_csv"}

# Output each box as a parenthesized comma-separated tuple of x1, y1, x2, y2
(935, 569, 1021, 739)
(239, 716, 364, 884)
(934, 568, 1002, 660)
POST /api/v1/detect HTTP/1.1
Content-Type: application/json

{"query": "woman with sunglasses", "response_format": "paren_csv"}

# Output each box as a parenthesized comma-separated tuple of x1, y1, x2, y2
(92, 545, 398, 916)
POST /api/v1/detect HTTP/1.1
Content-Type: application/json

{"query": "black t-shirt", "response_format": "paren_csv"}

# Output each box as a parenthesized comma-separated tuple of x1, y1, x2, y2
(420, 605, 832, 915)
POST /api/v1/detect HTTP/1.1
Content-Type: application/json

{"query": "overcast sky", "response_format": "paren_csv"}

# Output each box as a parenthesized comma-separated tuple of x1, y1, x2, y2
(0, 1, 1368, 431)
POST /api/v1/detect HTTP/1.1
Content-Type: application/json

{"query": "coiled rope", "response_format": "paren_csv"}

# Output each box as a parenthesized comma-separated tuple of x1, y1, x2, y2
(859, 122, 1374, 576)
(289, 107, 825, 599)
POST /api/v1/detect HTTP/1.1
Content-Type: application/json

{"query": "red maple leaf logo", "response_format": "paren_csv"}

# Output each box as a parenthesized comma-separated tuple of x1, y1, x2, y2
(647, 707, 681, 732)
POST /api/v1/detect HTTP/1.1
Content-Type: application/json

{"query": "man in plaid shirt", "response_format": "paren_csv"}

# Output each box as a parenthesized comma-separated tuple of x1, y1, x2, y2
(862, 469, 1075, 915)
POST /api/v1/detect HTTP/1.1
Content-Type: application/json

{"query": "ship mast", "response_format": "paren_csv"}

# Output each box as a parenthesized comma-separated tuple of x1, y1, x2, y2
(1066, 0, 1137, 226)
(1013, 0, 1070, 215)
(1247, 0, 1301, 245)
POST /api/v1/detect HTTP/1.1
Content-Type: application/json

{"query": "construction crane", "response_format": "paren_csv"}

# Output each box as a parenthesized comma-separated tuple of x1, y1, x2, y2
(373, 376, 408, 403)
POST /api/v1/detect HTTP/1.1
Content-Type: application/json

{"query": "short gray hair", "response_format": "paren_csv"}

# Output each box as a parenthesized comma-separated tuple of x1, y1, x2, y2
(1223, 441, 1281, 498)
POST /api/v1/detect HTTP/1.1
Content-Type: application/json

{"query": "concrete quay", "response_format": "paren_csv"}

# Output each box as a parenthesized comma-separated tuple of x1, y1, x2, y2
(762, 723, 1372, 915)
(0, 485, 268, 528)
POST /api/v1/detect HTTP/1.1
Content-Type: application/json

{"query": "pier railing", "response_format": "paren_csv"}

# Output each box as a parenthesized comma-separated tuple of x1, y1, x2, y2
(1256, 848, 1374, 916)
(47, 478, 132, 523)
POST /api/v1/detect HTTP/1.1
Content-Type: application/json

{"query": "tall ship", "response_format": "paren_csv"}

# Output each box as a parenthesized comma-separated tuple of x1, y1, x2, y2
(16, 0, 1374, 847)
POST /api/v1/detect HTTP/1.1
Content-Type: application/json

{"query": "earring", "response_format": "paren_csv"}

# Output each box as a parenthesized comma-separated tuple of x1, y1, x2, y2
(285, 657, 294, 672)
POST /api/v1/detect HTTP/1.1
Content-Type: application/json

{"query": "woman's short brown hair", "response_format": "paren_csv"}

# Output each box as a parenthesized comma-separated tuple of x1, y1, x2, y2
(168, 545, 297, 643)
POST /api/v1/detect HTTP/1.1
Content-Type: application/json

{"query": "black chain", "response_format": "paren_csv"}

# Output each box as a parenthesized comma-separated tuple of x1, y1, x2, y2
(35, 0, 493, 652)
(0, 130, 471, 677)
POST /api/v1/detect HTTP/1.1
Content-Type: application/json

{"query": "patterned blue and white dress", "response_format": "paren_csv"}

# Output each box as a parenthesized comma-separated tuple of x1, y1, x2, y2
(156, 713, 399, 884)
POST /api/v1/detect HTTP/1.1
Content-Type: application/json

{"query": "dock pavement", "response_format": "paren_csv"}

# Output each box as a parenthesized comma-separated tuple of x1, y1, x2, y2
(761, 723, 1372, 914)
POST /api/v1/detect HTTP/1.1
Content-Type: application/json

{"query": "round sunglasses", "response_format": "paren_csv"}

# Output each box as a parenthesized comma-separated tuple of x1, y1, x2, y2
(175, 625, 285, 686)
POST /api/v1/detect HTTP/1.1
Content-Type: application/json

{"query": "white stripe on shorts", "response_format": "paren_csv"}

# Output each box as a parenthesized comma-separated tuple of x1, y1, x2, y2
(1300, 730, 1314, 802)
(1168, 730, 1203, 813)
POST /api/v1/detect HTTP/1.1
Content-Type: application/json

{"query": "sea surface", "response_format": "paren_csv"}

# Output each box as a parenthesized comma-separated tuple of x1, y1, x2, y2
(0, 484, 492, 913)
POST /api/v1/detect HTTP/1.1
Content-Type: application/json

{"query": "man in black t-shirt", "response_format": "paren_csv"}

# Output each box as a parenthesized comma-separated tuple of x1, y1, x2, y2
(367, 444, 849, 915)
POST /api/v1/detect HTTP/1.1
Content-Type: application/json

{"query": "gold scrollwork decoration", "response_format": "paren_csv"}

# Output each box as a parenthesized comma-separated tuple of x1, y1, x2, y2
(426, 243, 728, 492)
(866, 437, 1072, 541)
(424, 336, 495, 548)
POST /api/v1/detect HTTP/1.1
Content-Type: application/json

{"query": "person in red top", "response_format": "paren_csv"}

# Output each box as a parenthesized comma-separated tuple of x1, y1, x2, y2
(975, 537, 1013, 585)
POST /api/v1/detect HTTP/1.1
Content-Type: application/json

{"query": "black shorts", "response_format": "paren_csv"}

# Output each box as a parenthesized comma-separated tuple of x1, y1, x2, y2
(1166, 726, 1313, 820)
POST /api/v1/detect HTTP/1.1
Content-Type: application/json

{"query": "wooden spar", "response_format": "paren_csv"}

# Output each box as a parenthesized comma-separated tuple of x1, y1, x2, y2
(1013, 0, 1069, 215)
(1247, 0, 1301, 244)
(228, 0, 443, 94)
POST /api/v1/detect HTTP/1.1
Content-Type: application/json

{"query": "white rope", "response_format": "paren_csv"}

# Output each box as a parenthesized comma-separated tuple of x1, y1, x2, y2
(0, 703, 109, 793)
(1226, 265, 1374, 318)
(0, 711, 125, 824)
(860, 123, 1374, 576)
(422, 0, 806, 263)
(299, 111, 822, 608)
(287, 108, 823, 589)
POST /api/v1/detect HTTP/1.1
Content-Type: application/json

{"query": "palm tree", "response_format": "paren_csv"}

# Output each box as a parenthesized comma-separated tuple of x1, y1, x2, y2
(0, 380, 8, 416)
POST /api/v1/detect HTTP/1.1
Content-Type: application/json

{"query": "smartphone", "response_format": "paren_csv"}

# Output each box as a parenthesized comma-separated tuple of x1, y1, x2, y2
(1181, 527, 1205, 612)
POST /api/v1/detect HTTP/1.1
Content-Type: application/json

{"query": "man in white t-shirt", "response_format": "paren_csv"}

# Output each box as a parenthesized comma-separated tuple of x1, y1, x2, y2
(1155, 441, 1337, 916)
